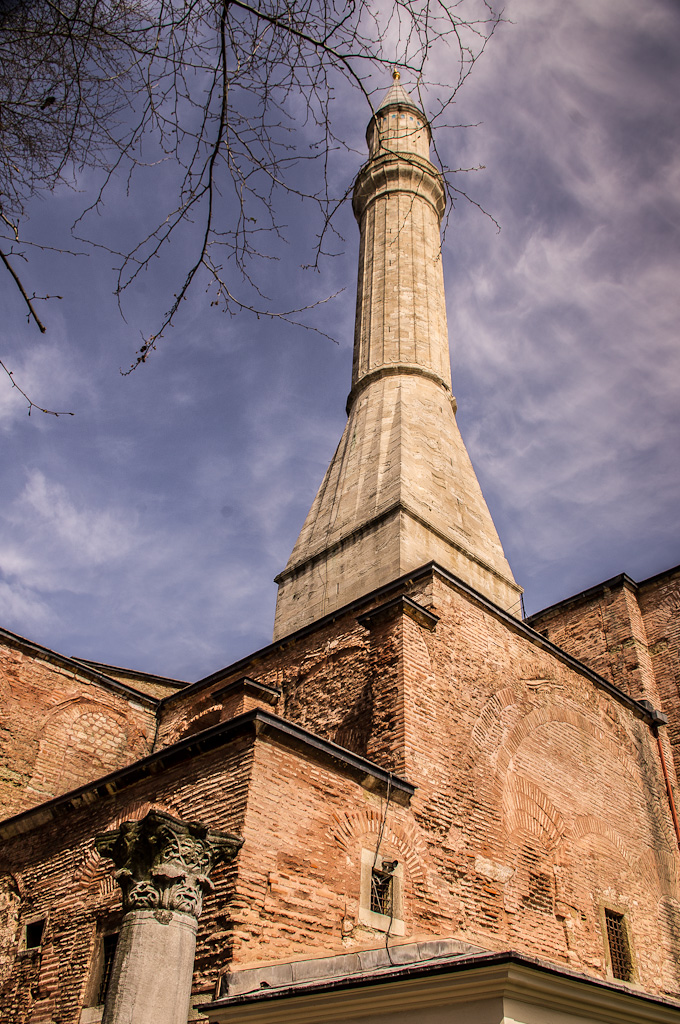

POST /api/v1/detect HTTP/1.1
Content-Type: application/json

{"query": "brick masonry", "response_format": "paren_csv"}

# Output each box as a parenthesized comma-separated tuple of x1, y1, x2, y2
(2, 566, 680, 1021)
(529, 566, 680, 781)
(0, 632, 157, 820)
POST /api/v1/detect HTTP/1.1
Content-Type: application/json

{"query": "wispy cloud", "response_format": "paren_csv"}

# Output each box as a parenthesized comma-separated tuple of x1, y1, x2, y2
(430, 0, 680, 608)
(0, 0, 678, 667)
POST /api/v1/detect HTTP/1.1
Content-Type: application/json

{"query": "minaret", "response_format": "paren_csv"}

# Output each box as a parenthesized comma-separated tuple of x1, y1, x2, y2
(273, 73, 522, 639)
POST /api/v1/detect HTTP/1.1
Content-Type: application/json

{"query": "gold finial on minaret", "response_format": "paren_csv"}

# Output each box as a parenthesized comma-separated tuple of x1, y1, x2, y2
(392, 69, 400, 81)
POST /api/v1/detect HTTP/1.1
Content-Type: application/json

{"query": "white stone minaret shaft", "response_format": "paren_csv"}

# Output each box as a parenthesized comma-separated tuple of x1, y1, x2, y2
(350, 83, 451, 403)
(273, 77, 521, 639)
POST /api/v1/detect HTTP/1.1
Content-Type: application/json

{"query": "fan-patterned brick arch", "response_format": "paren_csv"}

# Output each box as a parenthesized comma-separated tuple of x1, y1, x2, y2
(327, 808, 428, 888)
(503, 773, 566, 851)
(29, 699, 146, 801)
(570, 815, 631, 863)
(469, 686, 520, 755)
(495, 704, 639, 780)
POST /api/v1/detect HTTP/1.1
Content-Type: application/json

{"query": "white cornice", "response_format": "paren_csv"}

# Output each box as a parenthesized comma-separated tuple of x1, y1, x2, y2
(206, 956, 680, 1024)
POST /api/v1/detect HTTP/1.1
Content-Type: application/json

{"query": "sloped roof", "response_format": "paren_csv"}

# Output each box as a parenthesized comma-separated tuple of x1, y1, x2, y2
(375, 73, 424, 117)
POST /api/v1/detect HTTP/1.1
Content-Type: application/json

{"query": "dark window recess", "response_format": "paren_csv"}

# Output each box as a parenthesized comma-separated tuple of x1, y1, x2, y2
(98, 933, 119, 1004)
(370, 869, 393, 916)
(605, 909, 633, 981)
(24, 919, 45, 949)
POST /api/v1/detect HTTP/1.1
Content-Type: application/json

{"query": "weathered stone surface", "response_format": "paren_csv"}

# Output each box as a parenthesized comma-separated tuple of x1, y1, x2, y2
(96, 809, 242, 919)
(274, 375, 522, 637)
(273, 81, 521, 640)
(102, 910, 198, 1024)
(94, 811, 242, 1024)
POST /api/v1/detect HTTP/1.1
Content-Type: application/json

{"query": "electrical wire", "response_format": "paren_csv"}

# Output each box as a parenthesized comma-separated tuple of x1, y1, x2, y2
(372, 772, 393, 870)
(371, 773, 396, 965)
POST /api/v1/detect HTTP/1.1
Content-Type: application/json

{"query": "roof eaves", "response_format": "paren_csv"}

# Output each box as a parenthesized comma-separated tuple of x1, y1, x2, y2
(0, 626, 158, 709)
(206, 947, 680, 1019)
(0, 709, 414, 840)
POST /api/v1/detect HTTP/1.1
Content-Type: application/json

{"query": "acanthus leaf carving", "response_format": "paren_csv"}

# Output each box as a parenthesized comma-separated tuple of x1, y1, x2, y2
(95, 809, 242, 919)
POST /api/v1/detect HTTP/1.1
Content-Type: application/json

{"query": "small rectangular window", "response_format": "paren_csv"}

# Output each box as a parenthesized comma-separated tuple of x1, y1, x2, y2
(370, 869, 393, 917)
(98, 932, 119, 1004)
(605, 908, 633, 981)
(359, 850, 404, 935)
(24, 919, 45, 950)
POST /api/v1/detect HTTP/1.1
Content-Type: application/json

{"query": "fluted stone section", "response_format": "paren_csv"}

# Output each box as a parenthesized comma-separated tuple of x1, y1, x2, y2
(274, 78, 522, 639)
(351, 98, 450, 397)
(95, 810, 242, 1024)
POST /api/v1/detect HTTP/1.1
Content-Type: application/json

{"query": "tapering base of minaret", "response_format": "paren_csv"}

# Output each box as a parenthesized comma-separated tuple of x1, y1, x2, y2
(273, 374, 522, 639)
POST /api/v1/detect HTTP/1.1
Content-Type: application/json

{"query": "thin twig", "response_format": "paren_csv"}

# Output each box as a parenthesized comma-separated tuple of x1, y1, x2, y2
(0, 248, 46, 333)
(0, 359, 74, 416)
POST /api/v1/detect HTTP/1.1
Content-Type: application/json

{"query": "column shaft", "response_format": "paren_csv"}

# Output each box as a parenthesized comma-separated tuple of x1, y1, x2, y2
(103, 910, 197, 1024)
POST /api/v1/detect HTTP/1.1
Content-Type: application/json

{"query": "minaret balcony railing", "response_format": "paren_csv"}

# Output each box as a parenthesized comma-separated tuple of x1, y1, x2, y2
(352, 152, 446, 222)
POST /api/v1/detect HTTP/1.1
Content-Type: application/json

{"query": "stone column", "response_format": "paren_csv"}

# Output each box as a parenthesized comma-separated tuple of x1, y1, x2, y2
(95, 809, 242, 1024)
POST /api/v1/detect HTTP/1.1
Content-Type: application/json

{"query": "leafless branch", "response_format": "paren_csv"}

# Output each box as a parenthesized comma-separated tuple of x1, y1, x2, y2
(0, 358, 74, 416)
(0, 0, 504, 397)
(0, 247, 47, 332)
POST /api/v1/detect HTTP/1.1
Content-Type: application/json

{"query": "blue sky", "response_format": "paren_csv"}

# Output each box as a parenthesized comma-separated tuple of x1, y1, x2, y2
(1, 0, 679, 681)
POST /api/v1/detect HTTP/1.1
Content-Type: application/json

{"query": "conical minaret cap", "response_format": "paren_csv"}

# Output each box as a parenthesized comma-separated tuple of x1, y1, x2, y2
(365, 71, 432, 161)
(375, 70, 424, 117)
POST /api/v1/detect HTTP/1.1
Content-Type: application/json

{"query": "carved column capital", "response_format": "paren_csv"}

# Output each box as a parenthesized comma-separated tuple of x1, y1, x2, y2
(95, 810, 242, 919)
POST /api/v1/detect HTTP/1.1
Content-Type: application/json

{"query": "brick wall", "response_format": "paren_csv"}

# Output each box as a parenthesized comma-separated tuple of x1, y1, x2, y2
(399, 572, 680, 989)
(154, 613, 374, 753)
(0, 734, 253, 1023)
(527, 568, 680, 780)
(3, 567, 680, 1020)
(639, 568, 680, 776)
(71, 660, 187, 700)
(0, 636, 157, 819)
(154, 567, 680, 998)
(3, 655, 680, 1024)
(527, 576, 660, 700)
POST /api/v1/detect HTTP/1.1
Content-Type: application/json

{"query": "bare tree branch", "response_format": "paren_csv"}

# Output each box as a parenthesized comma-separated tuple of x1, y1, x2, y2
(0, 247, 47, 332)
(0, 358, 74, 416)
(0, 0, 504, 405)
